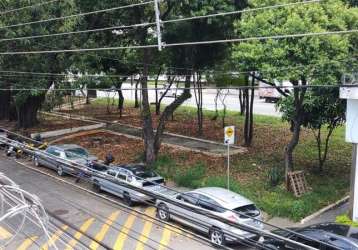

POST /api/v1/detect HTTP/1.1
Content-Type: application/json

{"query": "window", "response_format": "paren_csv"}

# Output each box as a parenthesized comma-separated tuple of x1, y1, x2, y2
(107, 170, 117, 177)
(197, 194, 224, 212)
(180, 193, 199, 205)
(47, 147, 60, 157)
(117, 174, 126, 181)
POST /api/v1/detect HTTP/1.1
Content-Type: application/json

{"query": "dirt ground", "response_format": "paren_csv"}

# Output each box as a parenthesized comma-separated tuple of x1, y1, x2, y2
(52, 130, 240, 180)
(59, 103, 310, 155)
(0, 114, 91, 137)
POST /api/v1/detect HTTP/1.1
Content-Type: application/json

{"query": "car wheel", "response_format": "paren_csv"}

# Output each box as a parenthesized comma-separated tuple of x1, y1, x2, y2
(123, 192, 133, 207)
(157, 203, 170, 221)
(57, 166, 64, 176)
(210, 228, 225, 247)
(34, 157, 40, 167)
(92, 181, 101, 193)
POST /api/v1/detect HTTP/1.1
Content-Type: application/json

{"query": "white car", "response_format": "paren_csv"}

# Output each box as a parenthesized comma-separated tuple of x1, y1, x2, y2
(156, 187, 263, 246)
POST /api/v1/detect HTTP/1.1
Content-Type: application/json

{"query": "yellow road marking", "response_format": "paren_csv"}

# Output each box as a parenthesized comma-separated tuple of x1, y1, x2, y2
(90, 211, 120, 250)
(0, 226, 12, 240)
(158, 225, 172, 250)
(17, 236, 38, 250)
(65, 218, 95, 250)
(135, 207, 156, 250)
(41, 225, 68, 250)
(113, 213, 137, 250)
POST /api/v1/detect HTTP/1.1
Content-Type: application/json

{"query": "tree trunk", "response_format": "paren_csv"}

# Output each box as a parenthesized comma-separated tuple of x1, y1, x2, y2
(193, 74, 203, 136)
(16, 94, 45, 129)
(154, 74, 192, 156)
(141, 50, 156, 165)
(0, 89, 11, 120)
(243, 88, 250, 146)
(154, 68, 162, 115)
(117, 89, 124, 118)
(239, 89, 245, 116)
(134, 78, 140, 108)
(157, 76, 175, 116)
(284, 79, 307, 188)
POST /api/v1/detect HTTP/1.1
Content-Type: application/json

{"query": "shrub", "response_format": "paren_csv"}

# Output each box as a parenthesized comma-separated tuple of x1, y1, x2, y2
(268, 167, 282, 187)
(174, 163, 206, 189)
(336, 214, 358, 227)
(153, 155, 176, 179)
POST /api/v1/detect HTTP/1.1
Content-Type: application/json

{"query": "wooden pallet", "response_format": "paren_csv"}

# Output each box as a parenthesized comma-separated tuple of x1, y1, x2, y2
(288, 171, 308, 197)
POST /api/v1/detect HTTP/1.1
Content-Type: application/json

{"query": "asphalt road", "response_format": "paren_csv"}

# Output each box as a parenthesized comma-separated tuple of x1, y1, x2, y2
(0, 155, 219, 250)
(0, 155, 254, 250)
(96, 84, 281, 117)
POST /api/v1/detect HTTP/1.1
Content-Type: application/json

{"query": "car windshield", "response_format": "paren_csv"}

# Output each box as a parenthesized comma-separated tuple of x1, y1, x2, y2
(132, 167, 157, 178)
(65, 147, 88, 159)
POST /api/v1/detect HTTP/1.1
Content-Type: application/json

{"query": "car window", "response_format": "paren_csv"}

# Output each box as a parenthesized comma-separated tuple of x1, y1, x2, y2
(65, 147, 88, 158)
(117, 174, 126, 180)
(107, 170, 117, 177)
(47, 147, 61, 157)
(180, 193, 199, 205)
(197, 194, 224, 213)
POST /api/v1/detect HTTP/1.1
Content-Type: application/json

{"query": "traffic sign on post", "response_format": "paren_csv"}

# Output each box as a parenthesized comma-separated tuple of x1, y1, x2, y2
(224, 126, 235, 145)
(224, 126, 235, 190)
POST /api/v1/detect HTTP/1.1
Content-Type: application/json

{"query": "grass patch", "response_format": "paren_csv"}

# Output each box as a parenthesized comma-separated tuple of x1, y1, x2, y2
(336, 214, 358, 227)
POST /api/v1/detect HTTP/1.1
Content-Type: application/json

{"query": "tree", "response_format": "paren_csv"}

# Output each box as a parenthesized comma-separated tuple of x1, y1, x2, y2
(232, 0, 356, 185)
(0, 0, 78, 128)
(279, 88, 346, 172)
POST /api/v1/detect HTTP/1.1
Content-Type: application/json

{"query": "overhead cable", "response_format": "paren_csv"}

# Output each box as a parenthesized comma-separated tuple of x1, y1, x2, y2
(0, 30, 356, 55)
(0, 0, 59, 15)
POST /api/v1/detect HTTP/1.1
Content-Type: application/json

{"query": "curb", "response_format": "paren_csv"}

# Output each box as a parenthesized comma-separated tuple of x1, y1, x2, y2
(300, 195, 350, 225)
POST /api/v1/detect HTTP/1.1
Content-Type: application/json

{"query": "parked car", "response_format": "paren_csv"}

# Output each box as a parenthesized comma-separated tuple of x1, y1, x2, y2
(33, 144, 98, 176)
(156, 187, 263, 246)
(263, 223, 358, 250)
(91, 164, 165, 206)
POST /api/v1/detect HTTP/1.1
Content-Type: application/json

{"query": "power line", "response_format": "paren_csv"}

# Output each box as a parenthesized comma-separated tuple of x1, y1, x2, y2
(0, 0, 60, 15)
(0, 29, 356, 55)
(0, 1, 154, 30)
(163, 30, 358, 48)
(0, 1, 320, 43)
(162, 0, 321, 25)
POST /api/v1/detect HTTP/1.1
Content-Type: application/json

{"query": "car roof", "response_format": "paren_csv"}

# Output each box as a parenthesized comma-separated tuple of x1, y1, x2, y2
(52, 144, 86, 150)
(190, 187, 253, 209)
(115, 164, 147, 172)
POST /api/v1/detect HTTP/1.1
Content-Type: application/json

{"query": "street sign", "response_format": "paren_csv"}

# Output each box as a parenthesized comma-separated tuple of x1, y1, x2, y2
(224, 126, 235, 145)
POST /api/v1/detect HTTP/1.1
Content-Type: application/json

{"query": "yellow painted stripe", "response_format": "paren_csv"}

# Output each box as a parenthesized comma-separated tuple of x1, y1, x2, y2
(158, 225, 172, 250)
(41, 225, 69, 250)
(0, 226, 12, 240)
(65, 218, 95, 250)
(17, 236, 38, 250)
(113, 213, 137, 250)
(135, 207, 156, 250)
(90, 211, 120, 250)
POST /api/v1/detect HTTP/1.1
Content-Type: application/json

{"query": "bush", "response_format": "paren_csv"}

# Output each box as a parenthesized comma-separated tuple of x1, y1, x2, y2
(268, 167, 282, 187)
(153, 155, 176, 179)
(336, 214, 358, 227)
(174, 163, 206, 189)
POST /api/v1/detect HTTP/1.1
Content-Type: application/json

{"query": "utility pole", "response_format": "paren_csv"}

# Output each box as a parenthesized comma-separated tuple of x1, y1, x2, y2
(154, 0, 163, 51)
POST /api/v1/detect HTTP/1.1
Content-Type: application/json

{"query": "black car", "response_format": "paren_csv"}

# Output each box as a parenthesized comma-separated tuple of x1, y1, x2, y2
(263, 223, 358, 250)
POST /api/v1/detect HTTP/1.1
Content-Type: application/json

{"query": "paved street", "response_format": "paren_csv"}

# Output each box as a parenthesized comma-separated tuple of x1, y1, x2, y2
(96, 84, 281, 117)
(0, 155, 218, 250)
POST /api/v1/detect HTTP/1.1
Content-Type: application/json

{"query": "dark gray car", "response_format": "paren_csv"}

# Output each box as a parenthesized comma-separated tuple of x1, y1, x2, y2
(33, 144, 98, 176)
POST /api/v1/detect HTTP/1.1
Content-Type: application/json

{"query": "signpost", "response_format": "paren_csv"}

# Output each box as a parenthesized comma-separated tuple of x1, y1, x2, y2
(224, 126, 235, 190)
(340, 83, 358, 221)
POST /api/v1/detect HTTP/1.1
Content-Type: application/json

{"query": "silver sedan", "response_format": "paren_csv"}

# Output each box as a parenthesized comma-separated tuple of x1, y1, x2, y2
(156, 187, 264, 246)
(33, 144, 97, 176)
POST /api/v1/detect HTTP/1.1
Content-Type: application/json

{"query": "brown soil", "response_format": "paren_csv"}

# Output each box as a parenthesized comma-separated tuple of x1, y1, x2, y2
(0, 114, 91, 137)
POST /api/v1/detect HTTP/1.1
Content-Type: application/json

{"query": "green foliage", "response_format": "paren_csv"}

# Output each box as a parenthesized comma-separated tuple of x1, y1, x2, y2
(154, 155, 177, 179)
(336, 214, 358, 227)
(268, 167, 282, 187)
(173, 163, 206, 189)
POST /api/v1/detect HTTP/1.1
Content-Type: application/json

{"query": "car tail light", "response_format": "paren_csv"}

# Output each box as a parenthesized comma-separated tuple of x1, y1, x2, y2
(226, 214, 239, 223)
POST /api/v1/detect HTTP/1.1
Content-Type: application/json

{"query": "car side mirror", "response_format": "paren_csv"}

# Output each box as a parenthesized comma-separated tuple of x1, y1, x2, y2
(176, 195, 182, 200)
